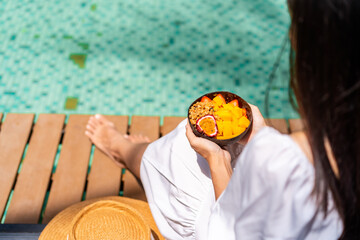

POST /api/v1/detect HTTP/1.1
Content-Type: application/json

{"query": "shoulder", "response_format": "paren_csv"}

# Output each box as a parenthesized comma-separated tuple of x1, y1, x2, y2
(236, 127, 314, 191)
(242, 127, 311, 165)
(208, 128, 342, 239)
(209, 127, 341, 239)
(244, 126, 305, 159)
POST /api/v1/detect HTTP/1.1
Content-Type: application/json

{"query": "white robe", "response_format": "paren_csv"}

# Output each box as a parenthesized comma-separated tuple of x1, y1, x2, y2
(140, 120, 342, 239)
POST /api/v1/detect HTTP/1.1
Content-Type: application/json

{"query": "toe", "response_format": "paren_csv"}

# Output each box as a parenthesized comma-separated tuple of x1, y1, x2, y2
(88, 116, 99, 127)
(95, 114, 106, 125)
(85, 130, 92, 138)
(86, 124, 95, 133)
(87, 121, 96, 130)
(95, 114, 114, 127)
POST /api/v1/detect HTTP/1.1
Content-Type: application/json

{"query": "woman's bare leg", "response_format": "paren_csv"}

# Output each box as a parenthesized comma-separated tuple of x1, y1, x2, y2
(85, 114, 150, 179)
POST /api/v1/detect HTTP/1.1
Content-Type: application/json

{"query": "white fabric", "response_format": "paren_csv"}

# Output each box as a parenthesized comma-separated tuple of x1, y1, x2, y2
(207, 127, 342, 240)
(140, 121, 342, 240)
(140, 120, 216, 239)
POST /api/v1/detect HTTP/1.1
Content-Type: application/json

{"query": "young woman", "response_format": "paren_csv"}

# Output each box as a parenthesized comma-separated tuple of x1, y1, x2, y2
(85, 0, 359, 238)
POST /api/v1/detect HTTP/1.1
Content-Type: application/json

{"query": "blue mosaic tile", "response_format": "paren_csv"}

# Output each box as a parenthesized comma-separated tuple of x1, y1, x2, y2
(0, 0, 298, 119)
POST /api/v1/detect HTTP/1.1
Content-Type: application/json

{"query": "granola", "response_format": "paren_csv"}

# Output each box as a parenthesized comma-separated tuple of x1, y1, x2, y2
(188, 101, 215, 125)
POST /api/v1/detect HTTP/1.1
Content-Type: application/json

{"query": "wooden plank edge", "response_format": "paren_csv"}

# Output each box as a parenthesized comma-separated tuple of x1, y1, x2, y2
(5, 114, 65, 224)
(161, 116, 185, 136)
(0, 114, 34, 221)
(42, 115, 92, 223)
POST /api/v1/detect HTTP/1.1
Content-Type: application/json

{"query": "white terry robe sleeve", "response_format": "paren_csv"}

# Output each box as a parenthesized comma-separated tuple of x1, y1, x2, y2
(207, 127, 342, 240)
(140, 120, 217, 240)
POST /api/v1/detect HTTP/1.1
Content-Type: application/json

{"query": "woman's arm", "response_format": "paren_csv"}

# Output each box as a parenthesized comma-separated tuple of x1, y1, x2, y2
(185, 104, 266, 199)
(185, 123, 232, 199)
(207, 149, 233, 199)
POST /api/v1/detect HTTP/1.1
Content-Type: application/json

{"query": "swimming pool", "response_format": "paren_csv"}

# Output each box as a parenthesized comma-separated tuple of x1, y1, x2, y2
(0, 0, 298, 119)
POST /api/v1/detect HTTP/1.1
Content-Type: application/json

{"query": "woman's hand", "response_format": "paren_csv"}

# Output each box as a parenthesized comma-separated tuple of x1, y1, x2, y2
(185, 103, 265, 199)
(185, 122, 231, 164)
(185, 122, 232, 199)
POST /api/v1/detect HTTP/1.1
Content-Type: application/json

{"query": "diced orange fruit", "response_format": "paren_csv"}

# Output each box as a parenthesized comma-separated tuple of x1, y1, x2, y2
(216, 135, 230, 140)
(231, 120, 246, 135)
(223, 120, 232, 137)
(242, 108, 247, 117)
(229, 99, 239, 107)
(215, 106, 249, 139)
(223, 103, 233, 110)
(231, 120, 238, 132)
(238, 116, 250, 128)
(195, 95, 250, 140)
(217, 134, 240, 140)
(213, 94, 226, 106)
(233, 125, 246, 135)
(217, 120, 224, 135)
(215, 109, 232, 121)
(201, 96, 212, 103)
(217, 94, 226, 103)
(232, 107, 243, 118)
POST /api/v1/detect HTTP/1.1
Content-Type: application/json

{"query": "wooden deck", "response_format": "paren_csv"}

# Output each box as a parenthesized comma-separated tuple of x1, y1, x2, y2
(0, 113, 304, 225)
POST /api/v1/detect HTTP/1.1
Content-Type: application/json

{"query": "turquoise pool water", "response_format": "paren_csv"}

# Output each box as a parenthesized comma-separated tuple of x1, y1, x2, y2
(0, 0, 298, 119)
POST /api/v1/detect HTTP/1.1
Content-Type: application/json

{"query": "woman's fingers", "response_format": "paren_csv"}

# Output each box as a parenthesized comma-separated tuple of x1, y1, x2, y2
(185, 122, 203, 150)
(186, 121, 223, 160)
(185, 122, 198, 144)
(249, 104, 266, 127)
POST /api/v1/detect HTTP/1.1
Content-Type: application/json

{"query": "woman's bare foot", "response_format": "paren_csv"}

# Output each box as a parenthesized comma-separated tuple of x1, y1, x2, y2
(85, 114, 126, 167)
(85, 114, 151, 175)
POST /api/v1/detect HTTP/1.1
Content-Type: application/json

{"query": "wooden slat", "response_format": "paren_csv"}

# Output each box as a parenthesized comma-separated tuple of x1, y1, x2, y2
(86, 115, 129, 200)
(5, 114, 65, 223)
(161, 117, 185, 136)
(42, 115, 92, 223)
(265, 119, 289, 134)
(122, 116, 160, 201)
(289, 119, 304, 133)
(129, 116, 160, 141)
(0, 114, 34, 218)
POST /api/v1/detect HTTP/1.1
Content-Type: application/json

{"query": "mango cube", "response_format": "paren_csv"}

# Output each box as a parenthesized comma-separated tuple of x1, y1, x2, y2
(223, 103, 234, 111)
(238, 116, 250, 128)
(213, 95, 226, 106)
(217, 120, 224, 136)
(223, 121, 232, 137)
(215, 109, 232, 121)
(232, 108, 243, 119)
(233, 125, 246, 135)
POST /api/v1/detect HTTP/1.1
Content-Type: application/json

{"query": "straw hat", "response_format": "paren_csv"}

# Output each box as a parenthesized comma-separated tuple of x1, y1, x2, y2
(39, 196, 164, 240)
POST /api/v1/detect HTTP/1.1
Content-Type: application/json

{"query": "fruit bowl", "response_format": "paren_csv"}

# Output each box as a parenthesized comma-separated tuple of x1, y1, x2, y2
(187, 91, 253, 147)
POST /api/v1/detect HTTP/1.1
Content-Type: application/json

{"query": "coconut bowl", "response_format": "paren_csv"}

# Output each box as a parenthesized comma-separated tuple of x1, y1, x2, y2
(187, 91, 253, 147)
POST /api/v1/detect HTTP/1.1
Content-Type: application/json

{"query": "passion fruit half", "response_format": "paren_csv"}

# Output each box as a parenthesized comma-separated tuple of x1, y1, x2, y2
(196, 115, 218, 137)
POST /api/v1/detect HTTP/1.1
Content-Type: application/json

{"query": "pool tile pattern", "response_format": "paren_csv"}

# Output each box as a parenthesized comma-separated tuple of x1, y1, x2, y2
(0, 0, 299, 119)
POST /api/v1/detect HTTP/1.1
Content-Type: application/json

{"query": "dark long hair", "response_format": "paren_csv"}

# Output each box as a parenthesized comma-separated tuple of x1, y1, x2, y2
(288, 0, 360, 238)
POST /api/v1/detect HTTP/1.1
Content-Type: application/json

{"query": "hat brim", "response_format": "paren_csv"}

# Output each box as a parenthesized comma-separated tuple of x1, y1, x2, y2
(39, 196, 164, 240)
